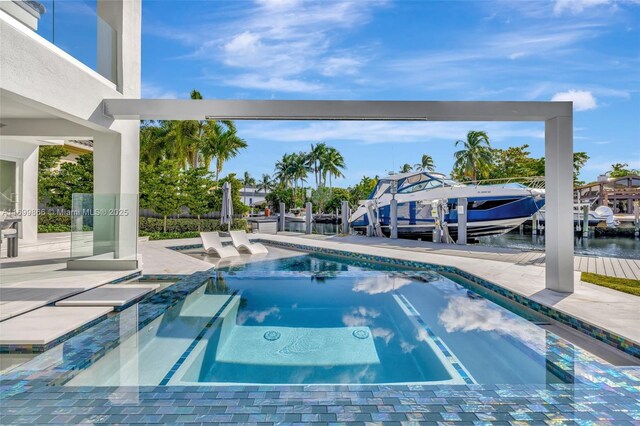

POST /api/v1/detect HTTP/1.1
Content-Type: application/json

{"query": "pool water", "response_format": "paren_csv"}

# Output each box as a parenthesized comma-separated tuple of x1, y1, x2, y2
(65, 253, 592, 386)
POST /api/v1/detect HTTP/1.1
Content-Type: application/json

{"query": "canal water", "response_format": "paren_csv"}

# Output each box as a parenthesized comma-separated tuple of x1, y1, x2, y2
(286, 221, 639, 260)
(476, 232, 640, 260)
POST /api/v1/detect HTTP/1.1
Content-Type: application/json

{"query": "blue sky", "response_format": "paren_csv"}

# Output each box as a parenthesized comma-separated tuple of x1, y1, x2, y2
(141, 0, 640, 186)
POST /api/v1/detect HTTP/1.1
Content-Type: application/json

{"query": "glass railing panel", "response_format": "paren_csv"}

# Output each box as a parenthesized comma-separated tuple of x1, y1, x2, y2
(71, 193, 138, 260)
(17, 0, 119, 84)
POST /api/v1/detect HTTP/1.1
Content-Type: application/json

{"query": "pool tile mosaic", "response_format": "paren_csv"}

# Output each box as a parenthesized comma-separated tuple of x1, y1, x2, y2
(2, 246, 640, 425)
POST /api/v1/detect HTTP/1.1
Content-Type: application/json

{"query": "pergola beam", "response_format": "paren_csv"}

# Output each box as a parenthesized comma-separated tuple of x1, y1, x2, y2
(103, 99, 572, 122)
(102, 98, 575, 293)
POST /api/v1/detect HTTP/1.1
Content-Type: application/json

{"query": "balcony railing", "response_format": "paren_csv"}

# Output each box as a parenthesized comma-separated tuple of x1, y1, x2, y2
(2, 0, 117, 84)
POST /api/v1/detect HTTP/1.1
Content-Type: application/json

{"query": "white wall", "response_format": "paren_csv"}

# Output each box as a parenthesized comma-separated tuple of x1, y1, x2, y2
(0, 1, 141, 256)
(0, 140, 40, 241)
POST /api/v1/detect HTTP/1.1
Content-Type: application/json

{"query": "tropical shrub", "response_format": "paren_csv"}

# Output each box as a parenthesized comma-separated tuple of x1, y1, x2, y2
(139, 217, 247, 233)
(325, 188, 351, 213)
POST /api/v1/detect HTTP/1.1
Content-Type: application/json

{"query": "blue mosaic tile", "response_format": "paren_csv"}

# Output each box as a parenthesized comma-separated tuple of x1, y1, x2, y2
(2, 243, 640, 425)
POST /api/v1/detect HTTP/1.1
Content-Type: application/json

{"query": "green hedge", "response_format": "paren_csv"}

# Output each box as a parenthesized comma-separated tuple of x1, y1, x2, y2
(139, 231, 201, 240)
(139, 217, 248, 233)
(37, 213, 248, 234)
(39, 224, 71, 233)
(39, 213, 71, 226)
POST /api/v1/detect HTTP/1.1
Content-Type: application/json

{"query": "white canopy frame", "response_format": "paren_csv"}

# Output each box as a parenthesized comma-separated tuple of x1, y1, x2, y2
(103, 99, 574, 293)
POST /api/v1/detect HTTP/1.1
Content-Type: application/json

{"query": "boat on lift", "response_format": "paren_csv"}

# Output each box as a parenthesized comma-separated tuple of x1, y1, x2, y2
(349, 171, 545, 239)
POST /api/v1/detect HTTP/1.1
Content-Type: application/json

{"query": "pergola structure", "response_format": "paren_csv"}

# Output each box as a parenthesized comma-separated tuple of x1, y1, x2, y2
(103, 99, 575, 293)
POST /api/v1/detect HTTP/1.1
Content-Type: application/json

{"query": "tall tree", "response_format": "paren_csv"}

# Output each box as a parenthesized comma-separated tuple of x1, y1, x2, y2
(399, 163, 413, 173)
(415, 154, 435, 172)
(241, 171, 256, 206)
(320, 146, 345, 189)
(182, 167, 213, 230)
(257, 173, 273, 193)
(139, 160, 182, 232)
(348, 176, 378, 208)
(307, 142, 328, 188)
(275, 153, 295, 189)
(208, 121, 248, 181)
(452, 130, 494, 181)
(608, 163, 640, 178)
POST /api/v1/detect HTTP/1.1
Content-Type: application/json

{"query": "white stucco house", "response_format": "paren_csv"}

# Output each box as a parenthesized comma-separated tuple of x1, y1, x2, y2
(0, 0, 141, 269)
(240, 186, 268, 208)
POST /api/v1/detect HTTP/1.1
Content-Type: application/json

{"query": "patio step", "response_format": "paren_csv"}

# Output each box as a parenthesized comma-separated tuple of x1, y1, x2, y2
(0, 306, 113, 352)
(55, 284, 159, 311)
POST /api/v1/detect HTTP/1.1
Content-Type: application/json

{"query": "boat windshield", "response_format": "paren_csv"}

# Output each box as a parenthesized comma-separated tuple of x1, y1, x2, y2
(398, 178, 459, 194)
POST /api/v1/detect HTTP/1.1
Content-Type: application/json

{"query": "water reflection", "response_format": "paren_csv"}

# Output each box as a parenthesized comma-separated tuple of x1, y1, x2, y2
(352, 275, 412, 294)
(438, 295, 544, 350)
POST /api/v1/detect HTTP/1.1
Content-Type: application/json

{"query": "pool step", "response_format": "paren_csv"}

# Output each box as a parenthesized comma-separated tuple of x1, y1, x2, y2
(0, 306, 113, 353)
(55, 284, 159, 311)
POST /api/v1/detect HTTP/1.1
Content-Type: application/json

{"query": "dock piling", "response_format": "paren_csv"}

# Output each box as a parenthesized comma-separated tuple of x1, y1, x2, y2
(582, 205, 589, 238)
(305, 202, 312, 234)
(634, 201, 639, 238)
(341, 201, 350, 235)
(279, 202, 285, 232)
(457, 197, 467, 245)
(390, 197, 398, 239)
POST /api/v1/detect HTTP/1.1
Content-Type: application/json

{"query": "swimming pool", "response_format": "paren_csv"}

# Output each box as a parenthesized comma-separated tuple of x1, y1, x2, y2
(49, 253, 606, 387)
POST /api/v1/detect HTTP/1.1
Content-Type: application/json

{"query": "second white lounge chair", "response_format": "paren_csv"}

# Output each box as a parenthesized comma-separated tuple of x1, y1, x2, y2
(200, 232, 240, 258)
(230, 230, 269, 255)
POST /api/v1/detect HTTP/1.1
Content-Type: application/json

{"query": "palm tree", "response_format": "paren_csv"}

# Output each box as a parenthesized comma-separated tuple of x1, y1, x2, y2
(274, 153, 295, 188)
(257, 174, 273, 194)
(320, 147, 346, 190)
(139, 90, 248, 177)
(307, 142, 328, 188)
(453, 130, 494, 181)
(291, 152, 311, 190)
(415, 154, 435, 172)
(242, 172, 256, 205)
(201, 121, 247, 181)
(399, 163, 413, 173)
(140, 120, 170, 165)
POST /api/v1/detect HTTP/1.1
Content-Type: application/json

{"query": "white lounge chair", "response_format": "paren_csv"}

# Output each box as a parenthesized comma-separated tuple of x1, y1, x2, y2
(200, 232, 240, 258)
(229, 230, 269, 255)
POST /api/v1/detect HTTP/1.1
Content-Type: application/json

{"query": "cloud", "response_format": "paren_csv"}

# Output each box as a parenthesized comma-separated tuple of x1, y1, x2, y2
(352, 275, 412, 295)
(223, 74, 323, 93)
(553, 0, 612, 15)
(236, 307, 280, 324)
(153, 0, 386, 93)
(321, 56, 362, 76)
(551, 90, 598, 111)
(141, 82, 179, 99)
(438, 296, 544, 349)
(239, 121, 544, 145)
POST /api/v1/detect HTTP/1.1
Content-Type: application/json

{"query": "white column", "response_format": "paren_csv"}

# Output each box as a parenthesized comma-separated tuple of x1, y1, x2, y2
(20, 145, 38, 242)
(93, 120, 139, 259)
(544, 116, 574, 293)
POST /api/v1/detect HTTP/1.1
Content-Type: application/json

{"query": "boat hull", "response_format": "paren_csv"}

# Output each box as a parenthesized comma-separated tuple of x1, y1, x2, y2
(351, 196, 544, 239)
(353, 217, 528, 239)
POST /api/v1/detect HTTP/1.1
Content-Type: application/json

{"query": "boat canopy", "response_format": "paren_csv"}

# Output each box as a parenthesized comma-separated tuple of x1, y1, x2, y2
(368, 171, 461, 199)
